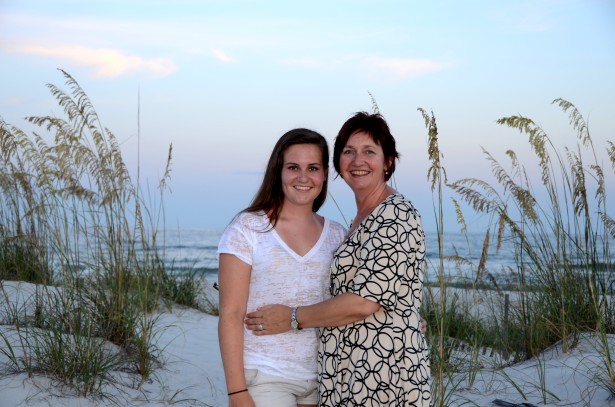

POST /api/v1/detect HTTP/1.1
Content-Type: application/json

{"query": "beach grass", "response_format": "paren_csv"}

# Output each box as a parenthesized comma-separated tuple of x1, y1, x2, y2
(0, 70, 612, 405)
(0, 69, 208, 398)
(419, 99, 614, 405)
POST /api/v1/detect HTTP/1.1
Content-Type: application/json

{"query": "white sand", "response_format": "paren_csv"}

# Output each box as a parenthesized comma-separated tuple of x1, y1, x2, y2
(1, 280, 614, 406)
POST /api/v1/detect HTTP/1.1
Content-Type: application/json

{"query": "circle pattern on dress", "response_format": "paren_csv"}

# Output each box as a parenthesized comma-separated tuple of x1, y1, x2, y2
(318, 194, 431, 406)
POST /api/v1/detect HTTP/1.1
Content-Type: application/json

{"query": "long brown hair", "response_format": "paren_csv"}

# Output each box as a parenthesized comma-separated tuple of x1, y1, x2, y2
(244, 128, 329, 226)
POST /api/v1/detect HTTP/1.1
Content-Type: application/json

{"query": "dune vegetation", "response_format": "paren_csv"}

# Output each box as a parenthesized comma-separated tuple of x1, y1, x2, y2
(0, 70, 213, 399)
(0, 70, 613, 405)
(418, 99, 615, 405)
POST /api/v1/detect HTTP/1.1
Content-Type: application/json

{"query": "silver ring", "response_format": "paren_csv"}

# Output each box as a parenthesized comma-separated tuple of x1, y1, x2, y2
(258, 323, 264, 331)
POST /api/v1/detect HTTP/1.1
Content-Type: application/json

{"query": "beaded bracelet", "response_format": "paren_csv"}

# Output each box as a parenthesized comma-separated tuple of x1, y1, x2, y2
(228, 388, 248, 396)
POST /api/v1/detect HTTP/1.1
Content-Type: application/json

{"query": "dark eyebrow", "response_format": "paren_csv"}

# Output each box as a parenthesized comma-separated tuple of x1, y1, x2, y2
(284, 162, 322, 166)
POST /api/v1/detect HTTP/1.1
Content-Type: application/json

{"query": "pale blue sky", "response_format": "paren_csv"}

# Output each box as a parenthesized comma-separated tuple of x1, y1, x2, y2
(1, 0, 613, 232)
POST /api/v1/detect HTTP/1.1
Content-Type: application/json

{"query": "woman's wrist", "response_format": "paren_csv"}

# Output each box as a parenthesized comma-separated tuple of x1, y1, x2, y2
(227, 388, 248, 396)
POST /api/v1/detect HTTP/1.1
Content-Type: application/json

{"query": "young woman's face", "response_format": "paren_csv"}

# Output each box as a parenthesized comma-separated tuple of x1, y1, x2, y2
(281, 144, 326, 208)
(339, 131, 388, 194)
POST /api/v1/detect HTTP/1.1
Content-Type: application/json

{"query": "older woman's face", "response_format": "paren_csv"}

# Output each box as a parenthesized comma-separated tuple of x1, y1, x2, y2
(339, 131, 388, 194)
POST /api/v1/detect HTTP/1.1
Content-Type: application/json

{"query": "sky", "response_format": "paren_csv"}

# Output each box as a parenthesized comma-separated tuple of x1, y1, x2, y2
(0, 0, 614, 233)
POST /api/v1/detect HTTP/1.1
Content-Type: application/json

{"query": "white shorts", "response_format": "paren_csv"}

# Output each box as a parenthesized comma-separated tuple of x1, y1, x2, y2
(245, 369, 318, 407)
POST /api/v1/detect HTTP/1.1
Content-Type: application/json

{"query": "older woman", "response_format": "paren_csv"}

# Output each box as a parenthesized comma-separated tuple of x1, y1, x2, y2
(246, 112, 431, 406)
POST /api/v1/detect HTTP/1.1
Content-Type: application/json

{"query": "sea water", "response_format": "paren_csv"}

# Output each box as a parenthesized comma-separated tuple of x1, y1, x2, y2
(156, 228, 615, 287)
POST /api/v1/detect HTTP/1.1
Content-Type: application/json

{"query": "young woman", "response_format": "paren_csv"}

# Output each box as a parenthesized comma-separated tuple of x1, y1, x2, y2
(217, 128, 346, 407)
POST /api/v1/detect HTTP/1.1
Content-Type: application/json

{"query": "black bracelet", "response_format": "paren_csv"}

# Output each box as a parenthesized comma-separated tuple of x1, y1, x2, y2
(228, 388, 248, 396)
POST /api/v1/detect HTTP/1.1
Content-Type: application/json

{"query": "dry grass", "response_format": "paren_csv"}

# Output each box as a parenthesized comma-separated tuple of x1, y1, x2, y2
(418, 99, 614, 405)
(0, 70, 207, 398)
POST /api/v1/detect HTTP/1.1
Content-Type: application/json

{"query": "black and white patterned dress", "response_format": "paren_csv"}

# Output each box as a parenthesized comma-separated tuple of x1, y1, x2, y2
(318, 194, 431, 406)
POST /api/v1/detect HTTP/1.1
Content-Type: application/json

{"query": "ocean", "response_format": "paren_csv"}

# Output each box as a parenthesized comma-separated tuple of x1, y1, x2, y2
(156, 228, 615, 286)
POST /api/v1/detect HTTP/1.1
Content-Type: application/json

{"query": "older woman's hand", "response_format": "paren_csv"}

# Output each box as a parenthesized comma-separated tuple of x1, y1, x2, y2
(245, 304, 292, 335)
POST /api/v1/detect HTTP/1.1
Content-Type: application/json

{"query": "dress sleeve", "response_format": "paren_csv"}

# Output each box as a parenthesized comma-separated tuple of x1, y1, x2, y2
(348, 198, 425, 310)
(217, 214, 254, 266)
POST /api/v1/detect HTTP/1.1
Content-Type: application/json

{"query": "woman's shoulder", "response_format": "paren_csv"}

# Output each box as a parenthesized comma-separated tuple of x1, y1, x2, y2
(386, 192, 416, 208)
(380, 193, 422, 222)
(325, 217, 347, 236)
(227, 210, 269, 231)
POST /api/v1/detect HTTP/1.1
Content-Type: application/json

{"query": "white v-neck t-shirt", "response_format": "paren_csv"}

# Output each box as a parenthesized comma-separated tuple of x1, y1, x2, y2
(217, 211, 346, 380)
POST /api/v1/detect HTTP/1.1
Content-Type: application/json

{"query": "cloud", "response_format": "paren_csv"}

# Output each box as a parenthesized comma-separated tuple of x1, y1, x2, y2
(283, 58, 331, 69)
(282, 55, 445, 79)
(367, 57, 445, 78)
(212, 49, 234, 63)
(2, 43, 177, 79)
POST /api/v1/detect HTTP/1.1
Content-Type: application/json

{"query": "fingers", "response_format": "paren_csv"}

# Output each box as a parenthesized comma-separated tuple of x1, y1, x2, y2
(245, 319, 259, 331)
(246, 322, 269, 335)
(244, 317, 282, 335)
(245, 310, 260, 319)
(246, 304, 277, 319)
(244, 317, 262, 327)
(244, 318, 270, 335)
(245, 321, 262, 333)
(420, 318, 427, 335)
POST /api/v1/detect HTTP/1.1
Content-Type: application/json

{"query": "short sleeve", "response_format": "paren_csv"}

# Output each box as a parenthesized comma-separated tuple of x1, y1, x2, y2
(217, 214, 255, 266)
